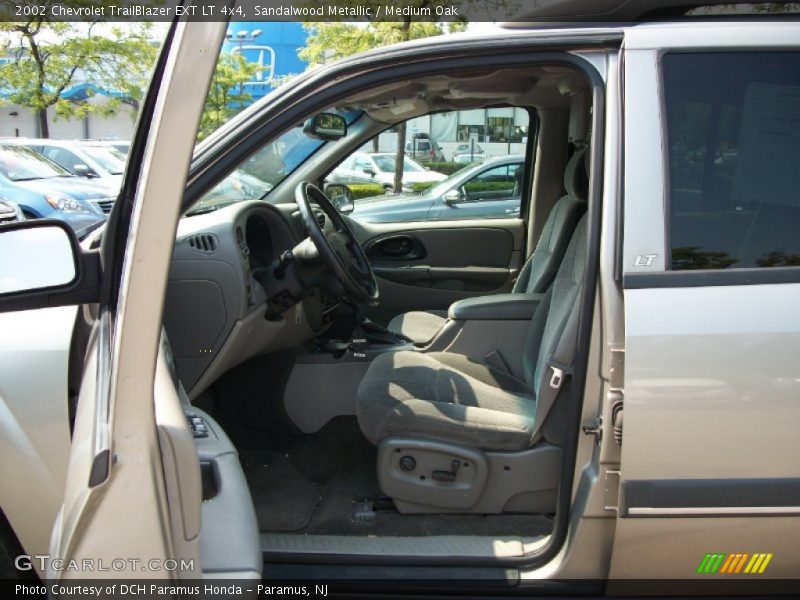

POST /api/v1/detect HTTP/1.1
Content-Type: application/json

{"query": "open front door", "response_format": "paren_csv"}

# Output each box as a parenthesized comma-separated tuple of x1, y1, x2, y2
(610, 29, 800, 584)
(48, 16, 228, 579)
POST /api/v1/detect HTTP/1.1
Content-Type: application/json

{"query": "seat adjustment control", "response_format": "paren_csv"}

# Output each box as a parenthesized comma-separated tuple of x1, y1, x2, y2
(432, 459, 461, 482)
(399, 455, 416, 472)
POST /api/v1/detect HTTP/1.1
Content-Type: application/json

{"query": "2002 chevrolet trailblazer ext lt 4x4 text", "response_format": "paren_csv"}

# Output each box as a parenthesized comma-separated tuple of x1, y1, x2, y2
(0, 0, 798, 595)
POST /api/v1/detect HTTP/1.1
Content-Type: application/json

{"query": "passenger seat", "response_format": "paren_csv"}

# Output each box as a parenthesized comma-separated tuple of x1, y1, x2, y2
(387, 148, 589, 344)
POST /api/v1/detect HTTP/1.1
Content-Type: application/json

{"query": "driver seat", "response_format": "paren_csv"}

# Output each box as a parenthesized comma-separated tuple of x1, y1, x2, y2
(355, 214, 588, 514)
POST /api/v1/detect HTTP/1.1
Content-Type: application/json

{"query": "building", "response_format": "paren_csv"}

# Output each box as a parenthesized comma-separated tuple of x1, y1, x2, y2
(222, 22, 309, 102)
(0, 23, 308, 140)
(369, 108, 532, 160)
(0, 84, 137, 140)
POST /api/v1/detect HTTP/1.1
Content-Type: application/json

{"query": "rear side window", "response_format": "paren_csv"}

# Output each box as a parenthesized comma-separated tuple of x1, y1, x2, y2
(663, 52, 800, 270)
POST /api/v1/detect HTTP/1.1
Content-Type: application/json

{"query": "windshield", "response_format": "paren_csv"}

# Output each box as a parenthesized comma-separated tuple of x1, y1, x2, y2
(188, 110, 361, 216)
(372, 155, 424, 173)
(0, 145, 71, 181)
(82, 145, 127, 175)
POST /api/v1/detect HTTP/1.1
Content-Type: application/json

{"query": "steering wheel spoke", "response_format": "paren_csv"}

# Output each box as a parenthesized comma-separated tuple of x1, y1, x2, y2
(294, 182, 379, 306)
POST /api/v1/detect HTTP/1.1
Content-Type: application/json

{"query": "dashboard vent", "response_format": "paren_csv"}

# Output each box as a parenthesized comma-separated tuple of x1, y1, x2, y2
(186, 233, 218, 253)
(315, 212, 326, 228)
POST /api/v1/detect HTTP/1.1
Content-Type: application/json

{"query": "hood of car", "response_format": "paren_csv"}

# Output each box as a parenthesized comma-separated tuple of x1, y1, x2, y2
(350, 191, 430, 215)
(11, 176, 116, 200)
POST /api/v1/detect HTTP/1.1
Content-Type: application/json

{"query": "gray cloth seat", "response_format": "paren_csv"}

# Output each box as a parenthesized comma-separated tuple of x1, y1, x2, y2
(357, 215, 588, 452)
(387, 149, 588, 345)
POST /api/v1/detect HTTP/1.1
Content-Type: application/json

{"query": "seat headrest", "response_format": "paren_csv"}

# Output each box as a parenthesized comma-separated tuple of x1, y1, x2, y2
(563, 147, 589, 200)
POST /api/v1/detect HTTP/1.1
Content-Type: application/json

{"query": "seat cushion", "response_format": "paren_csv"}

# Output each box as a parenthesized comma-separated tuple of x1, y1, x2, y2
(387, 310, 448, 344)
(356, 350, 536, 451)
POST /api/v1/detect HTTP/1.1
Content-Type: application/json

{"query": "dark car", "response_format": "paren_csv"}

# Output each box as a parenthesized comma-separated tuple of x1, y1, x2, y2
(0, 143, 116, 237)
(348, 155, 524, 223)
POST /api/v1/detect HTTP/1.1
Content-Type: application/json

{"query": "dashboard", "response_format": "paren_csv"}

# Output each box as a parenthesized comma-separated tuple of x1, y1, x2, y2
(164, 200, 339, 397)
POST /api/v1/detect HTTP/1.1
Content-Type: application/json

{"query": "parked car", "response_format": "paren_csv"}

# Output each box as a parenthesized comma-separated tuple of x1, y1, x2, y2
(0, 143, 115, 236)
(0, 198, 24, 225)
(452, 143, 487, 164)
(327, 151, 446, 193)
(349, 155, 524, 223)
(1, 4, 800, 591)
(4, 138, 126, 192)
(404, 134, 446, 162)
(92, 139, 131, 155)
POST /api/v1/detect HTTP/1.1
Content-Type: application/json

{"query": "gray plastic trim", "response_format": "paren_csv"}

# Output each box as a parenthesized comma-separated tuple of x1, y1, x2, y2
(260, 533, 547, 560)
(284, 361, 370, 433)
(378, 438, 562, 515)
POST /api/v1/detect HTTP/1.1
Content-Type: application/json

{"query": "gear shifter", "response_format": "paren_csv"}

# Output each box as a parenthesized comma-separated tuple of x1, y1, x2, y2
(356, 314, 413, 344)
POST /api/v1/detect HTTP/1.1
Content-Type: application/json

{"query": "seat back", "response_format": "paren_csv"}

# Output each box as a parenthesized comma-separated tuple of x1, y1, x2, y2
(522, 215, 588, 407)
(513, 148, 588, 294)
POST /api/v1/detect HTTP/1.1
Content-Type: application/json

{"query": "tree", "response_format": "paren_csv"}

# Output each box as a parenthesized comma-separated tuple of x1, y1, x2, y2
(0, 6, 156, 138)
(300, 14, 467, 192)
(197, 52, 259, 140)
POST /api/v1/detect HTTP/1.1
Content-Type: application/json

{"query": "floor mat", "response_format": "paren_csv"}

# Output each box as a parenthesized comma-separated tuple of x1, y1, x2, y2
(239, 449, 324, 532)
(237, 418, 553, 538)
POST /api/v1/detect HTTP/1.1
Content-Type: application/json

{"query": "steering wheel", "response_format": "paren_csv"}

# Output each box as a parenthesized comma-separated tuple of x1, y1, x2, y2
(294, 182, 379, 306)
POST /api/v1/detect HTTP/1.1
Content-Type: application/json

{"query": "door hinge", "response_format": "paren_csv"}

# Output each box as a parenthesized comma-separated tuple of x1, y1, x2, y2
(610, 392, 623, 446)
(609, 346, 625, 445)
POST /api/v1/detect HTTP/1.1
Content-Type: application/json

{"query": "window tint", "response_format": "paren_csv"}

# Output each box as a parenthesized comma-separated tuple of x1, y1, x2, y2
(664, 52, 800, 270)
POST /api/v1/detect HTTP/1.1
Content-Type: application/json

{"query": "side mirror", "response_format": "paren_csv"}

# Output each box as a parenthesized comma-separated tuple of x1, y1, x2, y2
(362, 167, 375, 176)
(73, 164, 96, 178)
(443, 189, 462, 205)
(303, 113, 347, 141)
(0, 221, 79, 295)
(325, 184, 355, 214)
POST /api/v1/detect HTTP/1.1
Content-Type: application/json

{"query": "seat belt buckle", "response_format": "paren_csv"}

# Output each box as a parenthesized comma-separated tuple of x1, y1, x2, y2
(548, 360, 572, 390)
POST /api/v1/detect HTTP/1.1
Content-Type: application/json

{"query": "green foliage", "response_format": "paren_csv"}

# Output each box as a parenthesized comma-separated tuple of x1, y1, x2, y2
(197, 53, 259, 140)
(299, 20, 465, 66)
(0, 6, 156, 137)
(424, 161, 467, 175)
(408, 181, 438, 192)
(347, 183, 386, 199)
(463, 181, 514, 193)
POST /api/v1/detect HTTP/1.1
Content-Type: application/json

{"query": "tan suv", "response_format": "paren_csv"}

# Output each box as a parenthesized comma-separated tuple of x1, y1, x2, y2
(0, 0, 798, 594)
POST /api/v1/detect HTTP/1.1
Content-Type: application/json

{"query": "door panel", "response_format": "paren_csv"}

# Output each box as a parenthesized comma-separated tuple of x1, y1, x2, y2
(611, 31, 800, 580)
(350, 218, 524, 324)
(50, 19, 227, 580)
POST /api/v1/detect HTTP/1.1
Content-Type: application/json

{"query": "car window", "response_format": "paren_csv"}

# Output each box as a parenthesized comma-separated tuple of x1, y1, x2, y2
(82, 146, 126, 175)
(462, 164, 519, 201)
(43, 147, 83, 173)
(664, 52, 800, 270)
(372, 155, 424, 173)
(332, 108, 532, 224)
(0, 145, 71, 181)
(354, 157, 373, 171)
